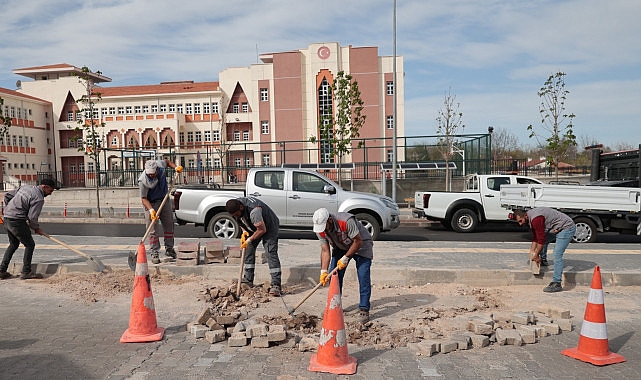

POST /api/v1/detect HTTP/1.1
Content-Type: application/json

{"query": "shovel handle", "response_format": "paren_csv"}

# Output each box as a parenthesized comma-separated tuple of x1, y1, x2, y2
(236, 247, 246, 296)
(291, 267, 339, 313)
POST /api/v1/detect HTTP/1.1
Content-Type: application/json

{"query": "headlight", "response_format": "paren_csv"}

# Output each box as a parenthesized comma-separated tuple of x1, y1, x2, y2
(381, 197, 399, 211)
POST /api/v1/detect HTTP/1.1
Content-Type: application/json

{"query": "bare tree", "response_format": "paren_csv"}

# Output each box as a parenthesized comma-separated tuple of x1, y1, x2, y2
(490, 127, 520, 160)
(435, 89, 464, 191)
(0, 97, 11, 137)
(527, 72, 577, 180)
(74, 66, 105, 218)
(215, 93, 234, 187)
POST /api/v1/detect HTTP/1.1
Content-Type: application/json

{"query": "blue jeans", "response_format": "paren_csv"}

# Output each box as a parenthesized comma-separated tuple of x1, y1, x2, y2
(540, 225, 576, 283)
(329, 253, 372, 311)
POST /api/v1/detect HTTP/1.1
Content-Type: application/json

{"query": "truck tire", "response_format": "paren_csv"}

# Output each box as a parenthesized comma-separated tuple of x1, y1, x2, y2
(573, 217, 597, 243)
(207, 212, 240, 239)
(354, 213, 381, 241)
(450, 208, 479, 233)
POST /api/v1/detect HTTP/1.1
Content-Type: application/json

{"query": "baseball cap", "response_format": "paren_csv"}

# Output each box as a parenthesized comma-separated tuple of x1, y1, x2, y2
(313, 208, 330, 233)
(145, 160, 158, 174)
(40, 178, 60, 190)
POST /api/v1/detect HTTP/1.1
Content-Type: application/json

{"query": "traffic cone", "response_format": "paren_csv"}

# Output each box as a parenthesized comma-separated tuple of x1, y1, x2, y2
(308, 271, 357, 375)
(63, 202, 67, 217)
(561, 266, 626, 365)
(120, 242, 165, 343)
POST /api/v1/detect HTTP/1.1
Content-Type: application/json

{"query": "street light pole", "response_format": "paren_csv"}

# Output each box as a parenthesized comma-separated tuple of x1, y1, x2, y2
(392, 0, 398, 202)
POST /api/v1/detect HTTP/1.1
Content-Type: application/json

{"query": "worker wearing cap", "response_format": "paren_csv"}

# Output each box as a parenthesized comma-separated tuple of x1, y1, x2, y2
(0, 178, 59, 280)
(139, 158, 183, 264)
(313, 208, 373, 323)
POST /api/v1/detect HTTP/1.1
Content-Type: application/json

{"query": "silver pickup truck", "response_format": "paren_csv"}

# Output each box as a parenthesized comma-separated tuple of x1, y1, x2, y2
(173, 167, 400, 240)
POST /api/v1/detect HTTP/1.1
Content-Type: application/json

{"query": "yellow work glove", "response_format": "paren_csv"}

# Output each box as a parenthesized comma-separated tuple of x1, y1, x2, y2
(337, 256, 351, 271)
(240, 231, 250, 249)
(149, 209, 159, 221)
(175, 165, 183, 173)
(319, 270, 329, 286)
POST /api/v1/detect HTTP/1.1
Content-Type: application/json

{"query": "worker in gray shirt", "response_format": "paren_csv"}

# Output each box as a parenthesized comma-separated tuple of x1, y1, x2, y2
(1, 178, 59, 280)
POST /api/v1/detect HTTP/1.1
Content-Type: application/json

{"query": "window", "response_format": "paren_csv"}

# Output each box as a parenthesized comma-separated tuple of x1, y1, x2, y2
(169, 104, 176, 112)
(101, 107, 108, 116)
(292, 172, 329, 193)
(111, 136, 118, 145)
(109, 107, 116, 115)
(233, 131, 240, 141)
(254, 171, 284, 190)
(93, 109, 99, 119)
(245, 158, 251, 167)
(214, 157, 221, 168)
(126, 106, 132, 114)
(151, 104, 158, 113)
(386, 115, 394, 129)
(204, 130, 211, 142)
(12, 135, 16, 146)
(195, 131, 202, 142)
(186, 103, 192, 114)
(67, 111, 74, 121)
(203, 102, 210, 114)
(387, 149, 393, 162)
(187, 131, 194, 144)
(242, 102, 248, 113)
(79, 163, 85, 172)
(160, 104, 167, 112)
(262, 154, 270, 167)
(134, 106, 141, 114)
(76, 111, 83, 121)
(212, 102, 219, 114)
(318, 77, 334, 163)
(386, 81, 394, 95)
(10, 107, 15, 117)
(213, 130, 220, 141)
(243, 130, 249, 141)
(88, 162, 94, 172)
(261, 121, 269, 134)
(117, 106, 125, 115)
(179, 132, 185, 144)
(176, 104, 183, 113)
(68, 138, 75, 148)
(142, 105, 149, 113)
(17, 108, 21, 119)
(188, 159, 195, 168)
(70, 164, 76, 173)
(260, 88, 268, 101)
(232, 103, 239, 113)
(194, 103, 201, 114)
(234, 158, 241, 167)
(18, 136, 23, 147)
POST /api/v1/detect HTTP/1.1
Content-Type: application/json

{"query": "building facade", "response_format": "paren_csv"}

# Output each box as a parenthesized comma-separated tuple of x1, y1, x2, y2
(3, 42, 404, 187)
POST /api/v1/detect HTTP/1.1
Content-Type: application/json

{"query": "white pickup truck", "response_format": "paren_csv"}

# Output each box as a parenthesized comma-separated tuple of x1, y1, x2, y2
(500, 183, 641, 243)
(173, 167, 400, 240)
(412, 174, 542, 232)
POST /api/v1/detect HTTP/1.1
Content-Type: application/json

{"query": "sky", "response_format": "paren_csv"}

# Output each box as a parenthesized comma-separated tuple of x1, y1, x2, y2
(1, 0, 639, 150)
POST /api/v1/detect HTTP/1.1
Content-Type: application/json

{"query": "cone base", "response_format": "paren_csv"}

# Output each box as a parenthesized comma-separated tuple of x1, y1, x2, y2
(120, 327, 165, 343)
(308, 353, 357, 375)
(562, 347, 626, 366)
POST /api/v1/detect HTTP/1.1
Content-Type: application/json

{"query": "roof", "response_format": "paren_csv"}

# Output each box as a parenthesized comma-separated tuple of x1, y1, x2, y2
(97, 81, 220, 97)
(0, 87, 51, 104)
(13, 63, 112, 83)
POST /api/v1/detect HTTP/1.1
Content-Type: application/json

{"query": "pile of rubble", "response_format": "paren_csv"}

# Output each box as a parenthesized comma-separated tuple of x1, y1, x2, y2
(408, 303, 574, 356)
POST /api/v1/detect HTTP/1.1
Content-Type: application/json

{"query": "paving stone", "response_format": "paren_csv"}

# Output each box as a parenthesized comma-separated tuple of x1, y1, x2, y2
(408, 340, 439, 356)
(298, 336, 317, 352)
(247, 323, 269, 338)
(267, 325, 287, 342)
(196, 306, 213, 325)
(556, 318, 573, 331)
(511, 311, 533, 325)
(191, 325, 209, 339)
(228, 332, 248, 347)
(548, 305, 571, 320)
(517, 325, 537, 344)
(205, 318, 224, 330)
(538, 322, 561, 335)
(440, 340, 458, 354)
(462, 332, 490, 348)
(495, 328, 523, 346)
(450, 333, 471, 350)
(216, 314, 240, 326)
(205, 329, 227, 344)
(251, 335, 270, 348)
(467, 315, 494, 335)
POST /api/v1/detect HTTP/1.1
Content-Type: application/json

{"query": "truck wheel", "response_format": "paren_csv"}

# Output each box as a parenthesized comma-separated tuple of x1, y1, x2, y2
(207, 212, 240, 239)
(450, 208, 478, 233)
(355, 213, 381, 241)
(573, 217, 597, 243)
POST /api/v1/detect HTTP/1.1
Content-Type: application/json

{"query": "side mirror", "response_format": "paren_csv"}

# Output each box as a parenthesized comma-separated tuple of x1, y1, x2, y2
(323, 185, 336, 194)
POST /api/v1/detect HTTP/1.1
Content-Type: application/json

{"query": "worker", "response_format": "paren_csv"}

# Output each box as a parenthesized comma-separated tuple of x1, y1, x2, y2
(313, 208, 373, 323)
(225, 197, 282, 296)
(139, 158, 183, 264)
(513, 207, 576, 292)
(0, 178, 59, 280)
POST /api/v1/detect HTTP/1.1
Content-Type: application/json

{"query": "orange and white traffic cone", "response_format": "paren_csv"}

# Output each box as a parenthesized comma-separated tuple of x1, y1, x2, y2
(308, 271, 357, 375)
(126, 201, 130, 218)
(63, 202, 67, 217)
(561, 265, 626, 365)
(120, 242, 165, 343)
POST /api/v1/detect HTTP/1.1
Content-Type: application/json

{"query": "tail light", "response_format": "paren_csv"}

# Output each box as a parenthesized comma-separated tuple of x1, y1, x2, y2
(422, 193, 431, 207)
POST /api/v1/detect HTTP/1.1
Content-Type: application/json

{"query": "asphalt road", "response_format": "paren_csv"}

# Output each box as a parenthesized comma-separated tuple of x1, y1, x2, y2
(24, 222, 641, 244)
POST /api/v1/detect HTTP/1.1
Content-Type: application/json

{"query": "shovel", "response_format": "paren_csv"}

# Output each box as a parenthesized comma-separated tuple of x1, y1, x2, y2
(286, 267, 339, 316)
(42, 233, 106, 272)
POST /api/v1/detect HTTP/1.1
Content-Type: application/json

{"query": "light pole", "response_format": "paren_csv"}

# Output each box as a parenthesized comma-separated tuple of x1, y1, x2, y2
(391, 0, 398, 202)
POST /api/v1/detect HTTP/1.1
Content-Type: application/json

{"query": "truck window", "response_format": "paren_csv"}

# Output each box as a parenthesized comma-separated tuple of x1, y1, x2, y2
(293, 172, 327, 193)
(517, 177, 541, 185)
(255, 171, 284, 190)
(487, 177, 510, 191)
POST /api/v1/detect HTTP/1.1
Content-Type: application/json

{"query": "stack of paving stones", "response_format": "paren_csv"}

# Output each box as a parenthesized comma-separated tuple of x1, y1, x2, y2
(408, 303, 573, 356)
(176, 241, 200, 266)
(186, 284, 294, 348)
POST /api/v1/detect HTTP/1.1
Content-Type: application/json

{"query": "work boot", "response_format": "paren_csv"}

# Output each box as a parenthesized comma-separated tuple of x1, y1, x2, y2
(543, 282, 563, 293)
(240, 277, 254, 287)
(20, 271, 43, 280)
(151, 252, 161, 264)
(540, 259, 549, 266)
(269, 284, 281, 297)
(0, 271, 12, 280)
(165, 247, 176, 259)
(358, 308, 370, 323)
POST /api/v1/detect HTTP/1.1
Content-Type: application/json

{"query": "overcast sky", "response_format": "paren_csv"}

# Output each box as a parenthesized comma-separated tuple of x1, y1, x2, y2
(1, 0, 639, 149)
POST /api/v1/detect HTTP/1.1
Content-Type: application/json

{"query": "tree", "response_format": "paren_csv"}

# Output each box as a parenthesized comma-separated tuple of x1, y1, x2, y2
(527, 72, 576, 180)
(0, 97, 12, 138)
(74, 66, 105, 218)
(310, 71, 366, 186)
(435, 89, 464, 191)
(490, 127, 520, 160)
(214, 93, 234, 187)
